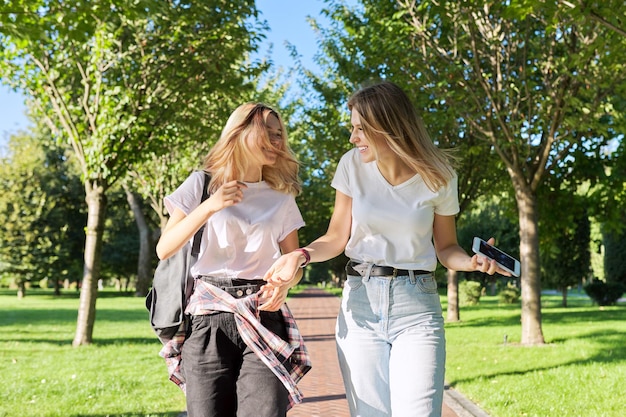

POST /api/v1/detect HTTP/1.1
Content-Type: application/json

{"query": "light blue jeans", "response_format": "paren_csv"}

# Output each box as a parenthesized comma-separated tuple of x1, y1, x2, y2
(336, 267, 446, 417)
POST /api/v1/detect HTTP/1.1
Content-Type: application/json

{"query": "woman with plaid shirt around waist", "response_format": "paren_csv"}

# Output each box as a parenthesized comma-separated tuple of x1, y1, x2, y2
(156, 103, 310, 417)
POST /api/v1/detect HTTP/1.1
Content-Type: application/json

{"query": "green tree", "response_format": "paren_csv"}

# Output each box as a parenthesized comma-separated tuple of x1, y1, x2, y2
(0, 0, 267, 345)
(290, 1, 509, 323)
(100, 185, 141, 289)
(300, 0, 625, 343)
(0, 130, 84, 297)
(331, 0, 624, 345)
(603, 219, 626, 286)
(540, 195, 592, 307)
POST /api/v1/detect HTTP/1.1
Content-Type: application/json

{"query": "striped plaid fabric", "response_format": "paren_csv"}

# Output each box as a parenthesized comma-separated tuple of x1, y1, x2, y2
(159, 280, 312, 409)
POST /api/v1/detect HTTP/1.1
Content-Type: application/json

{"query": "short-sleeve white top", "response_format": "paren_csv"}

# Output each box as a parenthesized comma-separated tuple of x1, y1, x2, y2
(331, 148, 459, 271)
(164, 171, 305, 280)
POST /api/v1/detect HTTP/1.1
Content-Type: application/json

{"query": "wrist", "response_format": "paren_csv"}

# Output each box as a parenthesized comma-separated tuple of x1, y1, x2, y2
(294, 248, 311, 268)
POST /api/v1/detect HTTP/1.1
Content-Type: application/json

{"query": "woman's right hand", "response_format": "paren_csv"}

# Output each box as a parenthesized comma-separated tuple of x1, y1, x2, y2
(157, 180, 247, 260)
(207, 180, 247, 211)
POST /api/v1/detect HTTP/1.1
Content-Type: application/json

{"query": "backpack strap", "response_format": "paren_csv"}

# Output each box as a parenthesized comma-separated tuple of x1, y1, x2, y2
(191, 172, 211, 256)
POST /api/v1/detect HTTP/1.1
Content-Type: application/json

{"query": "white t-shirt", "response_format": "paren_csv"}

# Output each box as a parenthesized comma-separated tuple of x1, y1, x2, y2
(331, 148, 459, 271)
(164, 171, 305, 280)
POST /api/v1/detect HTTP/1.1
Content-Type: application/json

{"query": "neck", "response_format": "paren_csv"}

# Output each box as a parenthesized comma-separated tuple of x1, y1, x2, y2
(242, 167, 263, 183)
(376, 158, 415, 186)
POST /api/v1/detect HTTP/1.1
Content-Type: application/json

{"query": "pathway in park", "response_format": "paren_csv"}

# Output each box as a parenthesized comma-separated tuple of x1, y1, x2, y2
(286, 287, 488, 417)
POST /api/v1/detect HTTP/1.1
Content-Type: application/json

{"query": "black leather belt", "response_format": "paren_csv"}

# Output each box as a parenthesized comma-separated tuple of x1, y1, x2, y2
(346, 261, 431, 277)
(197, 277, 265, 298)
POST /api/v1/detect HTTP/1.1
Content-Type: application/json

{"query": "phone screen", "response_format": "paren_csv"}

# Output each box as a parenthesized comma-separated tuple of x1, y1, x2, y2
(479, 240, 516, 271)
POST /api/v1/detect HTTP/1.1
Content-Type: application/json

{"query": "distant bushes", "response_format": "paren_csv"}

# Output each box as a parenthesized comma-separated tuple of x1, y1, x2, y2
(459, 279, 522, 306)
(583, 280, 626, 306)
(498, 282, 521, 304)
(459, 280, 482, 306)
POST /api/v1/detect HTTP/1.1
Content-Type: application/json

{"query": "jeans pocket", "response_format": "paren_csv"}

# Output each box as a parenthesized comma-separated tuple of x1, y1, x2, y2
(415, 275, 438, 294)
(345, 275, 364, 291)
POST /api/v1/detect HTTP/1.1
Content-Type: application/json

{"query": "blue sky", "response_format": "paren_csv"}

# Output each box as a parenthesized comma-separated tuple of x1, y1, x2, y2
(0, 0, 328, 138)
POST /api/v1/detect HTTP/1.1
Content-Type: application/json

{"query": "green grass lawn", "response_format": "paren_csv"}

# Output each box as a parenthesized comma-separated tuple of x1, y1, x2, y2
(0, 289, 186, 417)
(1, 287, 624, 417)
(443, 293, 626, 417)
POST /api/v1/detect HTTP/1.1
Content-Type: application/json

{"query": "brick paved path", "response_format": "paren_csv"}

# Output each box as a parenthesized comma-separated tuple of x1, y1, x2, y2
(287, 287, 459, 417)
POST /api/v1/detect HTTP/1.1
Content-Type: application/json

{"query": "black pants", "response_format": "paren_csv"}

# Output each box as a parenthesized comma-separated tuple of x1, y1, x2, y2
(181, 310, 289, 417)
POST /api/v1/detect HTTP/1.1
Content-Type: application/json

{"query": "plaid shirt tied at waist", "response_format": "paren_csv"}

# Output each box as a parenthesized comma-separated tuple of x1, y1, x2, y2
(159, 279, 312, 409)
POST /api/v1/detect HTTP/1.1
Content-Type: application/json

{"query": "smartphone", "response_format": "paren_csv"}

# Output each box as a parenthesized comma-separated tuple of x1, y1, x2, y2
(472, 237, 520, 277)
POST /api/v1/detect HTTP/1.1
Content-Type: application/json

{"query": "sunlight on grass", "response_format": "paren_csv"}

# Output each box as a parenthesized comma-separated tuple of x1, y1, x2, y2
(1, 288, 624, 416)
(0, 290, 185, 417)
(443, 294, 626, 417)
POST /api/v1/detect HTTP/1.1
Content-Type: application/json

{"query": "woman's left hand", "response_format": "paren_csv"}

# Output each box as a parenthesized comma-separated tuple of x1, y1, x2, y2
(263, 251, 302, 286)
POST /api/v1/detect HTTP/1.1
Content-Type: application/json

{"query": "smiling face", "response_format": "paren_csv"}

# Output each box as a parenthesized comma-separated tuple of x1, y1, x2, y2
(350, 108, 391, 163)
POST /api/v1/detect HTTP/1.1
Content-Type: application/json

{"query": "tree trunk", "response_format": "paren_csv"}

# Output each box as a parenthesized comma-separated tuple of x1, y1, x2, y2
(124, 186, 153, 297)
(17, 279, 25, 299)
(561, 287, 568, 308)
(446, 269, 460, 322)
(516, 187, 545, 345)
(73, 181, 107, 347)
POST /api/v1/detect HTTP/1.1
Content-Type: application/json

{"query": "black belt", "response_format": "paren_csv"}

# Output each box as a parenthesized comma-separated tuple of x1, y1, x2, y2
(197, 277, 265, 298)
(346, 261, 431, 277)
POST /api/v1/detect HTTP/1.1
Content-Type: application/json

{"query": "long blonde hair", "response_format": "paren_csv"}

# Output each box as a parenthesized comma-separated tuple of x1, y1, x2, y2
(348, 81, 456, 192)
(203, 102, 301, 195)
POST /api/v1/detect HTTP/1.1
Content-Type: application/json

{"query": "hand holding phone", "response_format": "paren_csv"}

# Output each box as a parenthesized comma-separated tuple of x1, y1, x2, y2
(472, 237, 520, 277)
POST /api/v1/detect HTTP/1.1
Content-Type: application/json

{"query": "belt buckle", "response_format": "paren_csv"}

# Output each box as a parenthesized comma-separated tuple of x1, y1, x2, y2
(392, 268, 398, 278)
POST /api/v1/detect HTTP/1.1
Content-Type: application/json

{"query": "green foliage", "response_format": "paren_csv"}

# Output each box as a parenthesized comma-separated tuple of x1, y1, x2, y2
(584, 280, 626, 306)
(0, 131, 85, 291)
(498, 281, 521, 304)
(310, 0, 626, 345)
(100, 186, 141, 283)
(0, 0, 271, 342)
(0, 0, 268, 186)
(459, 280, 482, 306)
(539, 191, 592, 292)
(603, 221, 626, 285)
(456, 199, 519, 284)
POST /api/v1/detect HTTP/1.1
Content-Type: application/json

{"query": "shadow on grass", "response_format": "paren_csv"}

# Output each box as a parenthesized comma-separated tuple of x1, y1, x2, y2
(543, 307, 626, 325)
(0, 288, 139, 298)
(5, 334, 162, 346)
(0, 306, 150, 326)
(444, 297, 625, 328)
(447, 327, 626, 387)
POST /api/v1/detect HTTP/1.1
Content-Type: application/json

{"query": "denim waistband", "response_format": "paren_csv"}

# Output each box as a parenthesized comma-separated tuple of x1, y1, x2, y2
(197, 276, 265, 298)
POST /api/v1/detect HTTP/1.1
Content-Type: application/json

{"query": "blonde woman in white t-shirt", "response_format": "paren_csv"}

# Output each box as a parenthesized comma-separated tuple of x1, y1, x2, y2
(156, 103, 310, 417)
(264, 81, 508, 417)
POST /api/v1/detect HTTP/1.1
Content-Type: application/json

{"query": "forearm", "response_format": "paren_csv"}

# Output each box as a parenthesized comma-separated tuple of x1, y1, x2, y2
(436, 244, 473, 272)
(301, 233, 347, 264)
(266, 233, 347, 286)
(156, 202, 216, 260)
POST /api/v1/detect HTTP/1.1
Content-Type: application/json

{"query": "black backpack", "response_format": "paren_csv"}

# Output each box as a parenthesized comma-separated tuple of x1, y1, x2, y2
(145, 172, 210, 344)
